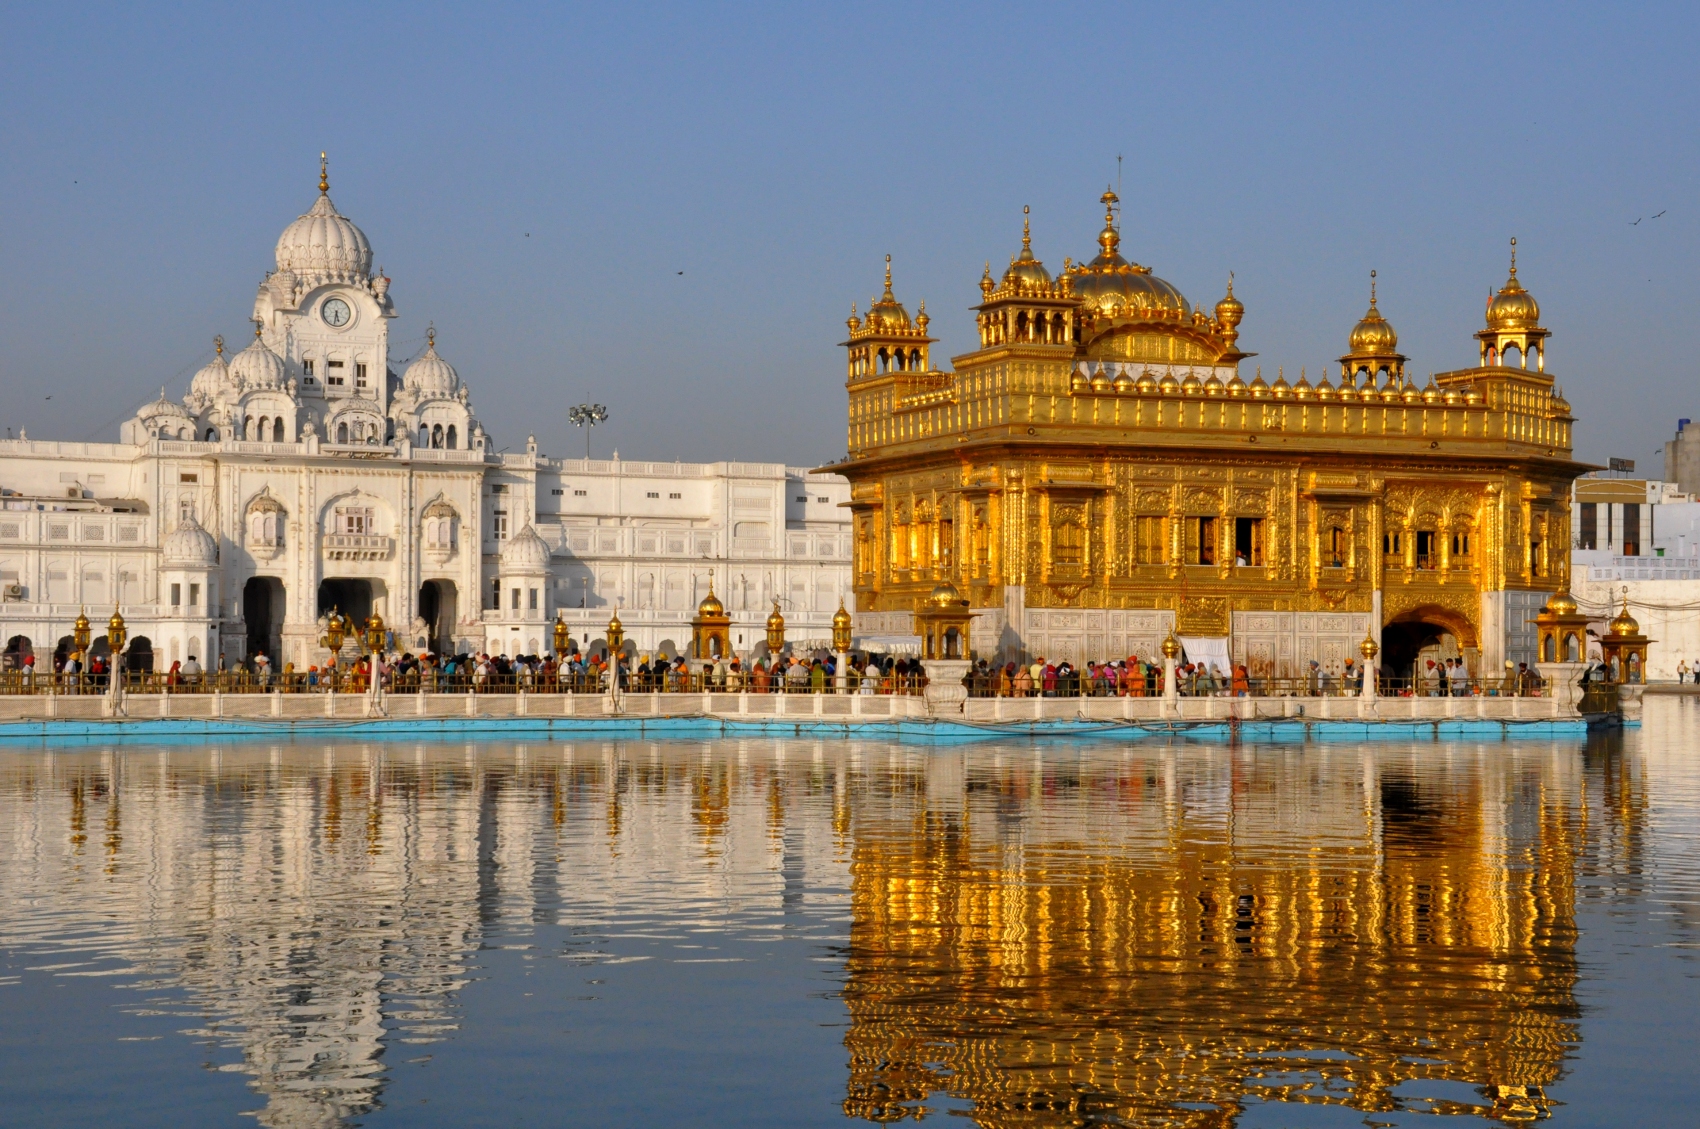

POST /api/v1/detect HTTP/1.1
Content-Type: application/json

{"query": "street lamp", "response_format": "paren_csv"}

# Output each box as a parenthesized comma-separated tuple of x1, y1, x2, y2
(552, 614, 571, 659)
(568, 403, 609, 460)
(365, 611, 386, 705)
(766, 600, 786, 654)
(605, 609, 624, 706)
(107, 609, 128, 703)
(321, 608, 348, 690)
(72, 609, 91, 691)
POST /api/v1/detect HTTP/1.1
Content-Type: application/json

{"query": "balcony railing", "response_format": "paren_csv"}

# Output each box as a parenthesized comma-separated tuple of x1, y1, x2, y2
(322, 534, 395, 560)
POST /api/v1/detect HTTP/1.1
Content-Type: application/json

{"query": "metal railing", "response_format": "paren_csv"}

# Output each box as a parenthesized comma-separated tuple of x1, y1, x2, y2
(0, 666, 930, 696)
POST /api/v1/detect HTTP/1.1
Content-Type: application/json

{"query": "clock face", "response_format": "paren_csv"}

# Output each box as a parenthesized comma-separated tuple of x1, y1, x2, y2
(321, 298, 352, 328)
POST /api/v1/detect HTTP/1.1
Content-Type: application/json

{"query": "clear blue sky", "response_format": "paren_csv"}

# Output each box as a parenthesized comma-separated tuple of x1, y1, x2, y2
(3, 3, 1695, 469)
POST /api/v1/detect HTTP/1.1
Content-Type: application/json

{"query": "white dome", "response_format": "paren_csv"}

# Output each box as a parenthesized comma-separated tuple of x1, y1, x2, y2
(229, 332, 286, 390)
(189, 349, 234, 400)
(275, 193, 372, 283)
(500, 524, 551, 571)
(403, 337, 459, 397)
(137, 391, 191, 423)
(162, 516, 218, 566)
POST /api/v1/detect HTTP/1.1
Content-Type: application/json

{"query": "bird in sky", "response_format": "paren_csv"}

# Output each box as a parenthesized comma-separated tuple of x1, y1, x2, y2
(677, 271, 684, 275)
(1654, 210, 1667, 218)
(1631, 218, 1642, 225)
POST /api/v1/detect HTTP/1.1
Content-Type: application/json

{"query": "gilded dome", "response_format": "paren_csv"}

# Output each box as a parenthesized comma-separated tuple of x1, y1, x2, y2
(766, 601, 785, 632)
(928, 581, 966, 608)
(697, 583, 725, 618)
(832, 602, 853, 631)
(1487, 244, 1540, 330)
(864, 255, 911, 330)
(1347, 274, 1399, 356)
(1608, 597, 1640, 637)
(1003, 207, 1053, 289)
(1545, 590, 1579, 616)
(229, 326, 286, 391)
(403, 328, 460, 397)
(163, 515, 218, 566)
(1214, 276, 1244, 327)
(274, 157, 373, 283)
(1066, 190, 1190, 319)
(500, 524, 552, 571)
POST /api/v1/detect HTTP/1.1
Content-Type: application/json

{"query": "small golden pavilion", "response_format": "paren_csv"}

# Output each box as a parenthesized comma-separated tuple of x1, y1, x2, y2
(824, 194, 1587, 679)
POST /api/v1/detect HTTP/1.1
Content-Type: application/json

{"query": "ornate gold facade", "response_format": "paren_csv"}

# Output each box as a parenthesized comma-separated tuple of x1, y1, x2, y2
(826, 197, 1586, 677)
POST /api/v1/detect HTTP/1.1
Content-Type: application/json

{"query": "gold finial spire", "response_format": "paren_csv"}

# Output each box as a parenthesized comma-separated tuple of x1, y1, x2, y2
(1509, 235, 1518, 277)
(1097, 187, 1121, 257)
(1369, 268, 1378, 307)
(1227, 270, 1235, 296)
(1022, 204, 1032, 252)
(319, 151, 329, 195)
(213, 334, 223, 357)
(882, 254, 893, 300)
(426, 322, 436, 349)
(253, 321, 263, 340)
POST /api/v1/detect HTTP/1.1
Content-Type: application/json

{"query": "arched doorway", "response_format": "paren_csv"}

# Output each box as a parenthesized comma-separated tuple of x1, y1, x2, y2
(244, 577, 286, 661)
(1381, 606, 1479, 689)
(318, 578, 375, 626)
(127, 636, 154, 673)
(3, 635, 31, 672)
(418, 579, 458, 654)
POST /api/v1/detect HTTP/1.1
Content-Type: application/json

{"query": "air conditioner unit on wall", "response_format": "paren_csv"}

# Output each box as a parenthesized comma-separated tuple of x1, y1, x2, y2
(2, 584, 23, 601)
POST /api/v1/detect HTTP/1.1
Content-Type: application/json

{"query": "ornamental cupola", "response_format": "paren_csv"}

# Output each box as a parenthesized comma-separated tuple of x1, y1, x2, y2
(1339, 270, 1408, 388)
(229, 323, 287, 391)
(1062, 189, 1244, 367)
(843, 256, 935, 381)
(1476, 238, 1550, 371)
(974, 206, 1079, 349)
(188, 335, 235, 405)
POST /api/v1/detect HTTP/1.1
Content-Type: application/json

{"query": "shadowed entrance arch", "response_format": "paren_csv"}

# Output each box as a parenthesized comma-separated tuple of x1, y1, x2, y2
(418, 580, 457, 655)
(1381, 605, 1478, 686)
(244, 577, 286, 661)
(318, 578, 375, 628)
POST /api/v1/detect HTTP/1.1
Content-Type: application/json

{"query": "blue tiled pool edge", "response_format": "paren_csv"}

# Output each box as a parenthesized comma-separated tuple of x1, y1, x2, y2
(0, 714, 1593, 746)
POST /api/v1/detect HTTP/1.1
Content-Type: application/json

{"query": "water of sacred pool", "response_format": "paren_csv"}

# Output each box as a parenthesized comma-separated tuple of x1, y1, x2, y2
(2, 703, 1698, 1126)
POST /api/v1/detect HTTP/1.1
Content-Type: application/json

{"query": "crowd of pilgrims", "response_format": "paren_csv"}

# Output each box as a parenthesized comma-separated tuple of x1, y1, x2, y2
(209, 649, 934, 694)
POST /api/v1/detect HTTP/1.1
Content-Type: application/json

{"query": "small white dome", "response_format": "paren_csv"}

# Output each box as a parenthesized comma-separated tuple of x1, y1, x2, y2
(500, 524, 551, 571)
(275, 193, 372, 283)
(137, 392, 191, 423)
(229, 331, 286, 390)
(403, 334, 459, 397)
(190, 347, 234, 400)
(162, 515, 218, 566)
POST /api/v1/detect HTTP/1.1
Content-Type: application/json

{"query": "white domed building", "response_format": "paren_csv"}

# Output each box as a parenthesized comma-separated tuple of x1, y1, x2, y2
(1, 157, 852, 674)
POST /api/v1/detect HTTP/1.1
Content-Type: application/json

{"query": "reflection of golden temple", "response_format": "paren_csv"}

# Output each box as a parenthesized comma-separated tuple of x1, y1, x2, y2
(827, 211, 1589, 683)
(839, 752, 1589, 1125)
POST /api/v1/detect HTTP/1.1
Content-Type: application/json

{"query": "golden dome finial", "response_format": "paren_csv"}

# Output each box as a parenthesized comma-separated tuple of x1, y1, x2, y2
(1509, 236, 1518, 277)
(426, 322, 436, 350)
(1098, 187, 1121, 257)
(1369, 268, 1378, 309)
(319, 151, 329, 195)
(213, 334, 223, 357)
(253, 320, 263, 340)
(1226, 270, 1235, 297)
(1022, 204, 1032, 252)
(882, 254, 893, 301)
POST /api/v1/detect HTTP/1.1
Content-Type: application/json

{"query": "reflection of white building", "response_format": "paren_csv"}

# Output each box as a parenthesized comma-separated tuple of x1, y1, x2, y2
(1571, 475, 1700, 678)
(0, 159, 849, 672)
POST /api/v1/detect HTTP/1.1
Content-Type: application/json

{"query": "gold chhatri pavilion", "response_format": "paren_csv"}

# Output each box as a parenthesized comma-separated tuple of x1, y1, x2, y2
(826, 198, 1586, 680)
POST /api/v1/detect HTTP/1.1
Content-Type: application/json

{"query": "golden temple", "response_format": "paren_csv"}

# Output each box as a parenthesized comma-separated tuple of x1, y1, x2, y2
(826, 198, 1587, 681)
